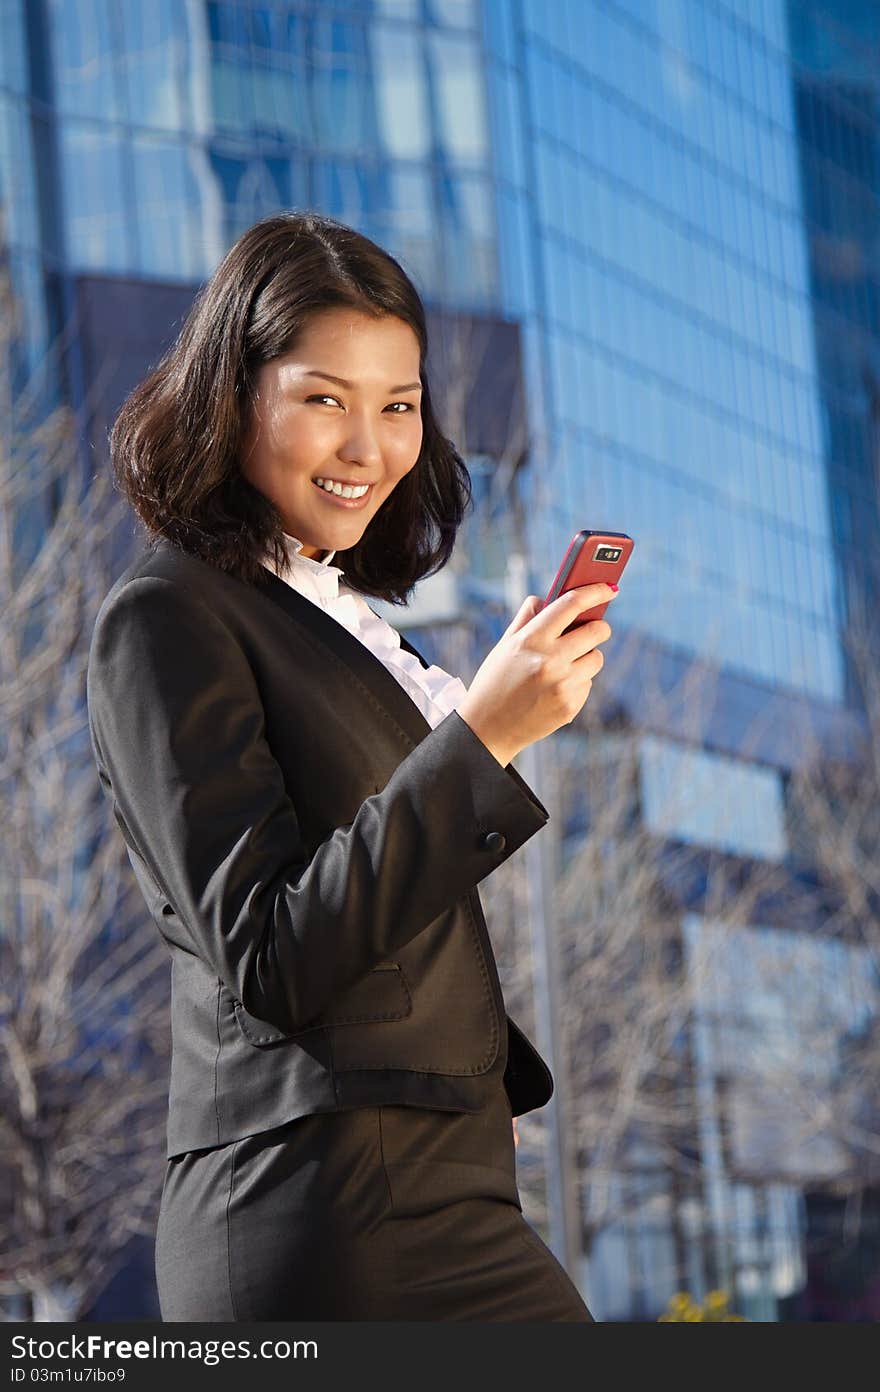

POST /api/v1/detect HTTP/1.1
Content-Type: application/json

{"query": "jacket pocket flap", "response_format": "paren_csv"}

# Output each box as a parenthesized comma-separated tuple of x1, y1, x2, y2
(234, 962, 412, 1045)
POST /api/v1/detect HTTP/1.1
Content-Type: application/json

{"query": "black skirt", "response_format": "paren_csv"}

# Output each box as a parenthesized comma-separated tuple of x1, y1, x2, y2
(155, 1081, 593, 1322)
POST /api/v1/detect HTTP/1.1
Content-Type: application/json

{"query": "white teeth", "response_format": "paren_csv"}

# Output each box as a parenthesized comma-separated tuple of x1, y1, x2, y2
(314, 478, 369, 498)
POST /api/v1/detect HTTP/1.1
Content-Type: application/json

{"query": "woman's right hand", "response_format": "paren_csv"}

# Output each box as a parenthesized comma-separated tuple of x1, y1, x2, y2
(456, 583, 619, 768)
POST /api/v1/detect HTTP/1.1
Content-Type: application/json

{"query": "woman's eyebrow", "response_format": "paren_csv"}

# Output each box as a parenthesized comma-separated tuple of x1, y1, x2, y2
(303, 369, 422, 393)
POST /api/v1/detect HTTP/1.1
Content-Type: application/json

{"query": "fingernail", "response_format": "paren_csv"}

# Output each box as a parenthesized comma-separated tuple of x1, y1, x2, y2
(609, 583, 619, 592)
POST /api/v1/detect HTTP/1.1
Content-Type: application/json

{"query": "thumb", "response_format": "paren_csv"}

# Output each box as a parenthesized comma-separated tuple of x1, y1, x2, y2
(504, 594, 542, 637)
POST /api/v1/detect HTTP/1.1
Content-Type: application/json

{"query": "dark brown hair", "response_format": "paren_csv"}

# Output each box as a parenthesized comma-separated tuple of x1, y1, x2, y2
(110, 210, 472, 604)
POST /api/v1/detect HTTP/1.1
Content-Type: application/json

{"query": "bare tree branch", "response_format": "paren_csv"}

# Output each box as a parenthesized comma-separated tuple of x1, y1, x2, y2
(0, 262, 171, 1321)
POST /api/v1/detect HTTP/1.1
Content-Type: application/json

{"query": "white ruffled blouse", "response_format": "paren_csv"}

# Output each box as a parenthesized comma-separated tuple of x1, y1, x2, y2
(264, 532, 469, 731)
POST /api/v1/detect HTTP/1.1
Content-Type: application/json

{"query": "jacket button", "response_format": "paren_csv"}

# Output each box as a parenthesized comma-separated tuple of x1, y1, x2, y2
(482, 830, 507, 853)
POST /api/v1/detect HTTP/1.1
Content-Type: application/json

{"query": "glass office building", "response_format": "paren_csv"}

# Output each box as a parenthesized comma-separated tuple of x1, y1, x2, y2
(1, 0, 878, 1320)
(481, 0, 878, 1321)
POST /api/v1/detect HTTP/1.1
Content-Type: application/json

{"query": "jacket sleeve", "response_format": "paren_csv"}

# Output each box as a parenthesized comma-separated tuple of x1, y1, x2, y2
(86, 576, 549, 1033)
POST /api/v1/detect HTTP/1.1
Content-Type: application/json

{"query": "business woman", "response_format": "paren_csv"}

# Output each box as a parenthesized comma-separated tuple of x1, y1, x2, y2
(86, 211, 613, 1321)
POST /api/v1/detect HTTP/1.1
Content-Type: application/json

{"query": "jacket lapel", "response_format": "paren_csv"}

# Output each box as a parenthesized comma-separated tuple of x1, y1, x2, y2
(251, 564, 546, 819)
(251, 562, 439, 749)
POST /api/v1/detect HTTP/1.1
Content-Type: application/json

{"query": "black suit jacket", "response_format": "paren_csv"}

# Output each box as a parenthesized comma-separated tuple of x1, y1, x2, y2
(86, 538, 554, 1159)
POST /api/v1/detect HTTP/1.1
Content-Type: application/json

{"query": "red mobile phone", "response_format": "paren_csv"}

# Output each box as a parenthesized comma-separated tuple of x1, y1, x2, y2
(543, 531, 634, 635)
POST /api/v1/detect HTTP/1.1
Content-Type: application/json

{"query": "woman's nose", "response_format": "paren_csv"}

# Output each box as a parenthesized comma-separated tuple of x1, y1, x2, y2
(337, 420, 382, 469)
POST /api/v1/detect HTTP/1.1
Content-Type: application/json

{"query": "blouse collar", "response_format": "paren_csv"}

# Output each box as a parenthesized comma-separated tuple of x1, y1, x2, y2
(281, 532, 340, 570)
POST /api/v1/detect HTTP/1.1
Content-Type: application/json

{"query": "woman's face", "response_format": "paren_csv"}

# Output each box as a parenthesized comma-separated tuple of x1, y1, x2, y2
(241, 307, 424, 560)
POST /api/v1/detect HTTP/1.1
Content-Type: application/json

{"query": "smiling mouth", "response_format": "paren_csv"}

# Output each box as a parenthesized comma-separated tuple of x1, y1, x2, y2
(311, 478, 374, 506)
(313, 478, 372, 491)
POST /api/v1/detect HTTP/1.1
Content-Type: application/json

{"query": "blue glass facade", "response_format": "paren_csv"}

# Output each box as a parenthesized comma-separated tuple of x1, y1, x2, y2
(484, 0, 844, 704)
(478, 0, 879, 1321)
(788, 0, 880, 706)
(2, 0, 878, 1322)
(0, 0, 497, 301)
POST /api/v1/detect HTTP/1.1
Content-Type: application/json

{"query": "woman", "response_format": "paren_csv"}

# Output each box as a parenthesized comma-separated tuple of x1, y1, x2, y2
(86, 211, 614, 1321)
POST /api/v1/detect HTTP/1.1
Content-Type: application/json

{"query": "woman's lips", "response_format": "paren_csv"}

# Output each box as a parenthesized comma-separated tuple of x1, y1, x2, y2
(311, 479, 374, 510)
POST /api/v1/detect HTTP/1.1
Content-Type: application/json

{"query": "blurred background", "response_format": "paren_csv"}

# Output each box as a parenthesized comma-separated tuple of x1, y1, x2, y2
(1, 0, 879, 1322)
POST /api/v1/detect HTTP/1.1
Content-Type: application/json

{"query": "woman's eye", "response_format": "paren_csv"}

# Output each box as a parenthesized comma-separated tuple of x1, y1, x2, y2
(306, 395, 414, 413)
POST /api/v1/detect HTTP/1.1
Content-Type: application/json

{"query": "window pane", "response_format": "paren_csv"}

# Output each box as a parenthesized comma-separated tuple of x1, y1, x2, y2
(383, 164, 438, 288)
(208, 1, 253, 136)
(249, 11, 312, 142)
(312, 160, 388, 233)
(639, 734, 788, 860)
(374, 0, 419, 17)
(130, 135, 213, 279)
(49, 0, 123, 121)
(208, 145, 290, 246)
(0, 94, 39, 249)
(437, 171, 496, 302)
(370, 24, 430, 160)
(59, 122, 130, 271)
(118, 0, 186, 130)
(427, 0, 477, 27)
(0, 0, 28, 92)
(428, 31, 487, 165)
(310, 15, 373, 153)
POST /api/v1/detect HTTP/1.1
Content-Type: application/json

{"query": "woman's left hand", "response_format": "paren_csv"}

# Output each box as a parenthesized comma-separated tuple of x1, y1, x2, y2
(512, 1117, 519, 1150)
